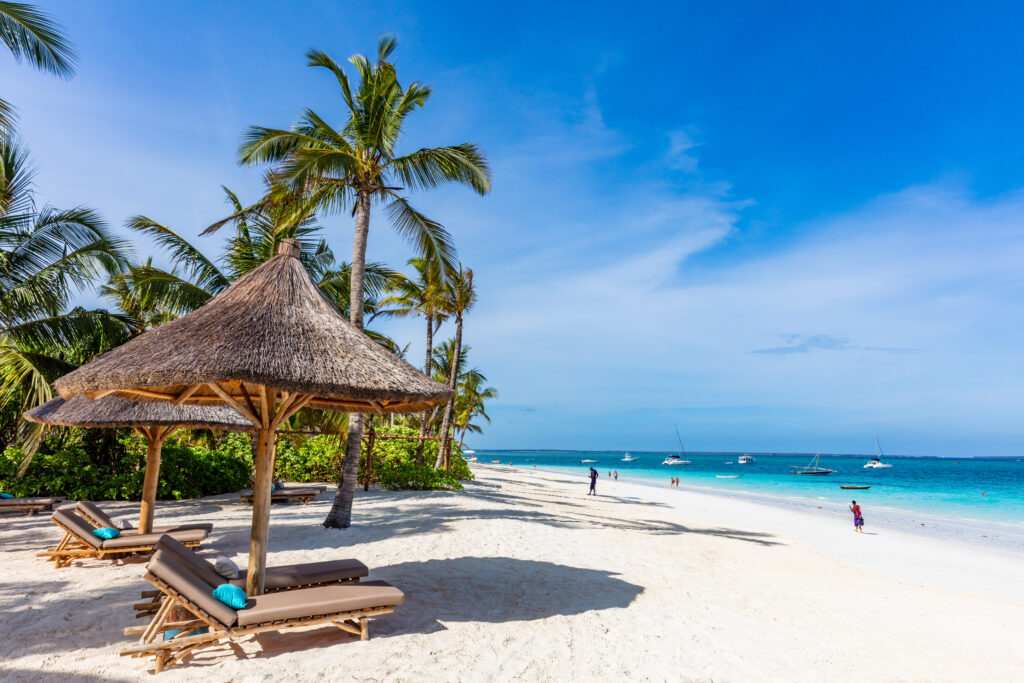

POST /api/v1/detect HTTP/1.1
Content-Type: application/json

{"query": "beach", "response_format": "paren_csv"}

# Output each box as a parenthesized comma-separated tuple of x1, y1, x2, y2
(1, 465, 1021, 682)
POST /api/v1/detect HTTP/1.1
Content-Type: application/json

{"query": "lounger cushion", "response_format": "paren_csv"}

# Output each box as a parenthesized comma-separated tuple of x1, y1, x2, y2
(148, 550, 238, 627)
(153, 535, 224, 587)
(53, 509, 102, 548)
(147, 522, 215, 534)
(0, 496, 64, 507)
(230, 558, 369, 590)
(77, 500, 115, 527)
(213, 583, 248, 609)
(100, 527, 206, 549)
(236, 580, 404, 627)
(77, 501, 214, 534)
(92, 527, 120, 540)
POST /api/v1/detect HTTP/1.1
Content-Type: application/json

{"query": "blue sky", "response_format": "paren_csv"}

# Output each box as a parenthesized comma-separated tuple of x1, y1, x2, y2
(4, 1, 1024, 456)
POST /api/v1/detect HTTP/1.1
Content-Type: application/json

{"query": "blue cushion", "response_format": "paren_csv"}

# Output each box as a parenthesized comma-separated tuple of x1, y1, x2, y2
(212, 583, 247, 609)
(0, 492, 12, 499)
(92, 527, 120, 540)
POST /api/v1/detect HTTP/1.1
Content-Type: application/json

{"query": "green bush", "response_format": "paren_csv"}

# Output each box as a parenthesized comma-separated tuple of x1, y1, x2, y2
(378, 461, 463, 490)
(275, 435, 341, 482)
(0, 433, 250, 501)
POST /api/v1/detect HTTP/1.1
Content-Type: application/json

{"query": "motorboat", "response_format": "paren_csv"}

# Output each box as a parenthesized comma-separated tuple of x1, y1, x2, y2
(716, 474, 742, 479)
(738, 454, 755, 464)
(580, 459, 597, 463)
(790, 453, 834, 475)
(462, 449, 477, 463)
(621, 452, 637, 462)
(864, 434, 893, 469)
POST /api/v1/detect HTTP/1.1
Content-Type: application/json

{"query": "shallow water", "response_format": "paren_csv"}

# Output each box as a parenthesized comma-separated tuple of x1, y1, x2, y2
(476, 450, 1024, 529)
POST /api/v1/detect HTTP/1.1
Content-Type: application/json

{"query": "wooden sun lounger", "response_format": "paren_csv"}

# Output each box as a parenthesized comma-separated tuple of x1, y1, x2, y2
(38, 509, 207, 568)
(121, 548, 403, 673)
(0, 496, 65, 515)
(133, 535, 368, 618)
(246, 476, 328, 494)
(239, 488, 322, 505)
(76, 500, 214, 534)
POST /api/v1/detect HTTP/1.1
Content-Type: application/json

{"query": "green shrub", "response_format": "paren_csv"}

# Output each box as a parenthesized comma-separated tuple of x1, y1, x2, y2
(378, 461, 463, 490)
(275, 435, 341, 482)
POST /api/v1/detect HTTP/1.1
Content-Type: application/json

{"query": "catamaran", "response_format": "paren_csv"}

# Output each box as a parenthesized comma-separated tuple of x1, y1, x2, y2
(738, 454, 755, 464)
(621, 452, 637, 462)
(790, 453, 834, 475)
(864, 434, 893, 469)
(662, 426, 692, 465)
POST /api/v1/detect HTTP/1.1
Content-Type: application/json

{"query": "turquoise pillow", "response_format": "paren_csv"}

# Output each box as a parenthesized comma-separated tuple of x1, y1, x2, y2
(0, 492, 12, 499)
(92, 527, 120, 540)
(212, 583, 247, 609)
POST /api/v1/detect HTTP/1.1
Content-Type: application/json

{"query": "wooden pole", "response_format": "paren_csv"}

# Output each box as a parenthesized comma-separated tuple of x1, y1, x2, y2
(247, 389, 276, 596)
(137, 426, 168, 534)
(364, 422, 376, 492)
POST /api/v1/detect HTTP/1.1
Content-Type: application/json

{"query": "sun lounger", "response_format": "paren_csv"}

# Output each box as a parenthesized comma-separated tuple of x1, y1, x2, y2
(121, 547, 403, 673)
(0, 496, 65, 515)
(39, 509, 207, 568)
(76, 500, 214, 534)
(133, 535, 368, 618)
(247, 476, 328, 494)
(239, 487, 322, 505)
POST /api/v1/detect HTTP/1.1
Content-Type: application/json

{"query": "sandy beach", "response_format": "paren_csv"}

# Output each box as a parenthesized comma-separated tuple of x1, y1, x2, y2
(1, 465, 1021, 682)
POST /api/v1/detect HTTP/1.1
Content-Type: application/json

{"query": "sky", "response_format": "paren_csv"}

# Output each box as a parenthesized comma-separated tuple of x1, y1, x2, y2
(4, 1, 1024, 456)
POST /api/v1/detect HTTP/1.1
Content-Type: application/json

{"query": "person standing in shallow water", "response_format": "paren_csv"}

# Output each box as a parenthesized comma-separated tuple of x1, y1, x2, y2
(588, 467, 598, 495)
(850, 500, 864, 533)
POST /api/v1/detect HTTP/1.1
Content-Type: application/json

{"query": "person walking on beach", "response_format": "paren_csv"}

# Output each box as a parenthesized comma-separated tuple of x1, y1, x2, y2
(613, 470, 618, 481)
(588, 467, 598, 496)
(850, 500, 864, 533)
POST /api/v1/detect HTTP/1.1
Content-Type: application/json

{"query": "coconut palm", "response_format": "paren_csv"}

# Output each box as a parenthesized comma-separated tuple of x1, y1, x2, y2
(379, 256, 446, 464)
(435, 266, 475, 469)
(455, 371, 497, 449)
(238, 34, 491, 529)
(0, 1, 77, 130)
(0, 137, 129, 462)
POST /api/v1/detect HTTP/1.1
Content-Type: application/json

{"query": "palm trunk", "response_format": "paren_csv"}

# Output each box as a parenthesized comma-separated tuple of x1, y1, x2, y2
(435, 315, 463, 469)
(414, 314, 433, 466)
(323, 190, 371, 529)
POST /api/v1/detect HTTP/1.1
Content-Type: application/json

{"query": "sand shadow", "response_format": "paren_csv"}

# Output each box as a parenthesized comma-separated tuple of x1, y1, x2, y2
(0, 667, 135, 682)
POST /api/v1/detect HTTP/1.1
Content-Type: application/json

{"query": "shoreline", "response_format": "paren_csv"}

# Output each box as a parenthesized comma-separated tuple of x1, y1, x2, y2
(493, 462, 1024, 555)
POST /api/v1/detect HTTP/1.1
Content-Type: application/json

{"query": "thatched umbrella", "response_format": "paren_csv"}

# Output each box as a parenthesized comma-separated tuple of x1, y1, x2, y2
(24, 394, 254, 533)
(54, 239, 451, 594)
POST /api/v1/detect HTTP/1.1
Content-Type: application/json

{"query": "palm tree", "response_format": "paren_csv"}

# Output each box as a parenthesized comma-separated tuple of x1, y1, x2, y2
(455, 371, 497, 449)
(379, 256, 446, 464)
(0, 137, 129, 464)
(0, 1, 77, 130)
(435, 266, 475, 469)
(239, 34, 491, 529)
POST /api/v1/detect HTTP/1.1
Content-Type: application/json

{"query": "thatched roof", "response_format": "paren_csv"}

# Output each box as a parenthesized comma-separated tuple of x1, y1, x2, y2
(24, 395, 255, 431)
(54, 239, 451, 414)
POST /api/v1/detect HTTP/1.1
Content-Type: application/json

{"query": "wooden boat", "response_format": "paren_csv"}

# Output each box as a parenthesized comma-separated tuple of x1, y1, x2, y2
(716, 474, 742, 479)
(790, 453, 834, 475)
(840, 485, 871, 489)
(490, 460, 502, 463)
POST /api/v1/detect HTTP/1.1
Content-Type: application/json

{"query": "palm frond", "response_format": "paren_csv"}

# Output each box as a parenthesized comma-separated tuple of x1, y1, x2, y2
(0, 1, 77, 77)
(384, 196, 457, 277)
(126, 216, 229, 293)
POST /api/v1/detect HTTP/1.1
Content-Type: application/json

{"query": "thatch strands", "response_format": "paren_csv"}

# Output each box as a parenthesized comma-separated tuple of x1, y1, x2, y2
(24, 395, 254, 533)
(52, 239, 450, 595)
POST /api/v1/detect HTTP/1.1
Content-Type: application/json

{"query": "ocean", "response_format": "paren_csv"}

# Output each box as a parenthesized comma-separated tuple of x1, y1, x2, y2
(475, 450, 1024, 530)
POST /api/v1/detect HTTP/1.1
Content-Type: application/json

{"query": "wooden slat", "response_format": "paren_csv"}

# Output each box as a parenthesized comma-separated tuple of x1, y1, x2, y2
(206, 382, 261, 427)
(172, 383, 202, 406)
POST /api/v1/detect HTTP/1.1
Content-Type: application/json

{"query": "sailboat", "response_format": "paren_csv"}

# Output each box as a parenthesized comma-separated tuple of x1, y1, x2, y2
(662, 426, 692, 465)
(621, 452, 637, 462)
(790, 453, 834, 475)
(864, 434, 893, 469)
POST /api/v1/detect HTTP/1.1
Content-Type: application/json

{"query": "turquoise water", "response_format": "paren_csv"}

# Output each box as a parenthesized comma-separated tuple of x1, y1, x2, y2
(477, 450, 1024, 528)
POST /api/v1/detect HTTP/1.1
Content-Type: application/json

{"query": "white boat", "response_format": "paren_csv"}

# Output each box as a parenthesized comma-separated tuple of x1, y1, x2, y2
(580, 459, 597, 464)
(790, 453, 834, 475)
(663, 426, 692, 465)
(462, 448, 477, 463)
(864, 434, 893, 469)
(621, 452, 637, 462)
(716, 474, 742, 478)
(738, 454, 755, 464)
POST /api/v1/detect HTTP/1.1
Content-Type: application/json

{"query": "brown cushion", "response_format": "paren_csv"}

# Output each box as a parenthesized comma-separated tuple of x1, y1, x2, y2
(76, 500, 116, 527)
(52, 509, 102, 548)
(154, 535, 223, 587)
(101, 527, 206, 549)
(236, 580, 403, 627)
(0, 496, 63, 507)
(229, 559, 369, 590)
(147, 550, 238, 627)
(148, 522, 214, 534)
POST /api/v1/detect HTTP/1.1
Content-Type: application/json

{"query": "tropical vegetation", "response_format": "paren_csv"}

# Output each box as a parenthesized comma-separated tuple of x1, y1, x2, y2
(0, 13, 498, 518)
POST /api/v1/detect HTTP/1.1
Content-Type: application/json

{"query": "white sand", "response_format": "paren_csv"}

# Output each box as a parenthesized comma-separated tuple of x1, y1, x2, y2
(1, 465, 1021, 682)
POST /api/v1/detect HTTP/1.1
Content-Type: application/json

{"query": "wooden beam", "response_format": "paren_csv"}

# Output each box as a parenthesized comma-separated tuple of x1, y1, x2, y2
(122, 388, 178, 401)
(172, 384, 202, 406)
(206, 382, 261, 427)
(239, 383, 260, 425)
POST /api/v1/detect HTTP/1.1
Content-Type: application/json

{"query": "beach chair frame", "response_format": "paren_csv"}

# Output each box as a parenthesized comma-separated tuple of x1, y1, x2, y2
(37, 516, 201, 568)
(121, 573, 396, 673)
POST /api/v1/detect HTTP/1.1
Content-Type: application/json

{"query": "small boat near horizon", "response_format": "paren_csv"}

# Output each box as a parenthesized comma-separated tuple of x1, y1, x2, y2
(580, 458, 597, 464)
(738, 454, 755, 464)
(864, 434, 893, 469)
(716, 474, 742, 478)
(663, 425, 692, 465)
(790, 453, 835, 475)
(622, 452, 637, 462)
(840, 485, 871, 490)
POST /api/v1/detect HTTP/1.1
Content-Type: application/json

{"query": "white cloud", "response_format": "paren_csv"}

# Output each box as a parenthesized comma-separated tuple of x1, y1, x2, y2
(667, 130, 700, 172)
